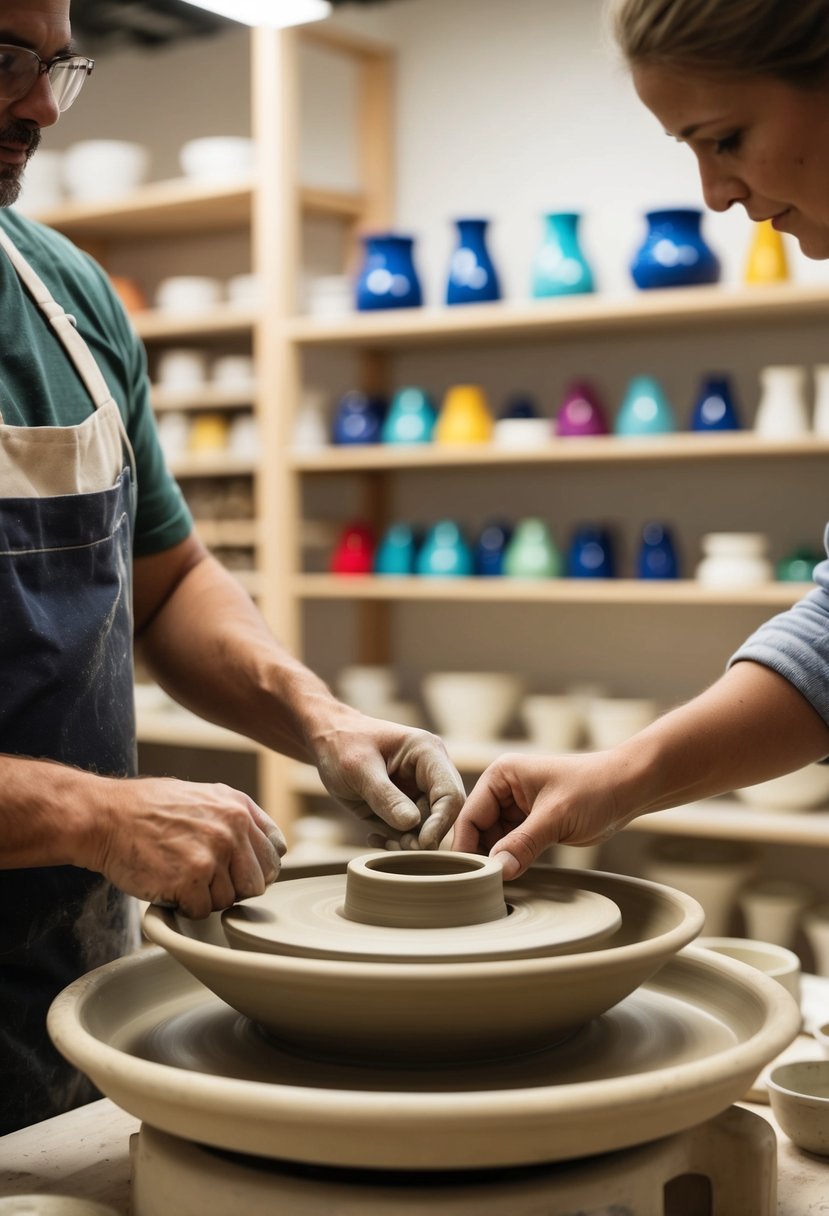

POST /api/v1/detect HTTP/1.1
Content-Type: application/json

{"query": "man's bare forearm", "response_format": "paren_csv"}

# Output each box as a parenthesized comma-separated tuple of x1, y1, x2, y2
(0, 754, 105, 869)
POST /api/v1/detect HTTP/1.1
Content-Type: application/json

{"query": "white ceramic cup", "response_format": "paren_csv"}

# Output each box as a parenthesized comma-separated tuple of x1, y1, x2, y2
(520, 694, 583, 752)
(697, 936, 802, 1003)
(492, 418, 552, 449)
(211, 354, 256, 391)
(155, 348, 209, 392)
(227, 414, 260, 460)
(583, 696, 658, 750)
(695, 532, 773, 587)
(337, 665, 398, 716)
(155, 412, 191, 461)
(738, 878, 814, 949)
(156, 276, 222, 314)
(421, 672, 523, 742)
(227, 273, 262, 309)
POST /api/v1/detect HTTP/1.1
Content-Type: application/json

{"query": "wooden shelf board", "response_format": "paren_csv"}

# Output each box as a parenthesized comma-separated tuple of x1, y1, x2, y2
(136, 710, 259, 753)
(29, 177, 255, 237)
(134, 306, 257, 342)
(169, 453, 258, 478)
(290, 433, 829, 471)
(151, 385, 257, 412)
(292, 575, 811, 607)
(285, 283, 829, 349)
(285, 761, 829, 846)
(28, 178, 364, 238)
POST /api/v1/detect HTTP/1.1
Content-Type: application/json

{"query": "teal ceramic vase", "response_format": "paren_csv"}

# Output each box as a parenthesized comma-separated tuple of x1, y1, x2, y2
(503, 519, 561, 579)
(532, 212, 595, 298)
(381, 387, 437, 445)
(416, 520, 473, 577)
(615, 375, 676, 437)
(374, 523, 419, 576)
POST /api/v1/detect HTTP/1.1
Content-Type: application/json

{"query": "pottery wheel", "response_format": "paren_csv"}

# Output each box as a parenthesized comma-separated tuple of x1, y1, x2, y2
(221, 870, 621, 962)
(48, 945, 800, 1170)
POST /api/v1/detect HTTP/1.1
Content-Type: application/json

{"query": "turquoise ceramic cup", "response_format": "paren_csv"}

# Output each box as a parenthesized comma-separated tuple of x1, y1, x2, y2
(416, 520, 474, 577)
(615, 376, 676, 437)
(381, 387, 438, 445)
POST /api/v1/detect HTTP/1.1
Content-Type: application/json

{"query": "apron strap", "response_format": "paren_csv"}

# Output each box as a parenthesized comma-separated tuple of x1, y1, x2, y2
(0, 225, 137, 486)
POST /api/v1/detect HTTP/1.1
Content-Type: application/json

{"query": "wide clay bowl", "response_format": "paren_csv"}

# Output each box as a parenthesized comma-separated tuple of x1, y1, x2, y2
(143, 855, 704, 1066)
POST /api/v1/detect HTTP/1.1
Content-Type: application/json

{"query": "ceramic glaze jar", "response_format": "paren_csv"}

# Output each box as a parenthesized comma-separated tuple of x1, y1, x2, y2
(695, 533, 773, 587)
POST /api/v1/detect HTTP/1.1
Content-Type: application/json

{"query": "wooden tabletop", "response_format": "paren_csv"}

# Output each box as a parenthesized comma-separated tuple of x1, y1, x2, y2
(1, 1095, 828, 1213)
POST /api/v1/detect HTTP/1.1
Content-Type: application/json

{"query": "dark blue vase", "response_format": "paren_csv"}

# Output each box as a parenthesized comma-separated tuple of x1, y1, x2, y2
(331, 390, 387, 445)
(446, 218, 501, 305)
(567, 525, 615, 578)
(631, 208, 721, 290)
(499, 393, 540, 420)
(690, 375, 742, 432)
(355, 233, 423, 311)
(637, 522, 679, 579)
(474, 520, 513, 577)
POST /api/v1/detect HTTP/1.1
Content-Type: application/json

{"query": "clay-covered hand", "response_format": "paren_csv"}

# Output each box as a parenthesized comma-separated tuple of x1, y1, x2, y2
(452, 751, 633, 879)
(88, 775, 287, 918)
(310, 707, 466, 850)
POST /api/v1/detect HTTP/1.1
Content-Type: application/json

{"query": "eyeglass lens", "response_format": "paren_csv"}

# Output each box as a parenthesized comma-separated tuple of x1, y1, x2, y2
(0, 46, 92, 112)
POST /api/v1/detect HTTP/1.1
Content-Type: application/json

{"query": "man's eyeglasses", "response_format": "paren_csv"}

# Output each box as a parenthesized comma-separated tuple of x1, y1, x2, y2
(0, 45, 94, 113)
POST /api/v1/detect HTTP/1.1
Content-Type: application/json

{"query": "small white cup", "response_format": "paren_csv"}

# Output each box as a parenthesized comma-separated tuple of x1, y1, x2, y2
(179, 136, 256, 182)
(227, 414, 260, 459)
(584, 696, 658, 750)
(63, 139, 149, 201)
(211, 354, 256, 391)
(227, 273, 262, 309)
(155, 348, 209, 392)
(156, 412, 191, 461)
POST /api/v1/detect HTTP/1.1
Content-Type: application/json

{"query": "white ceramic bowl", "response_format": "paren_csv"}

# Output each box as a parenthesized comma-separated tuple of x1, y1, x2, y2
(179, 136, 255, 182)
(815, 1021, 829, 1059)
(584, 696, 658, 750)
(697, 936, 802, 1002)
(337, 664, 398, 716)
(63, 140, 149, 202)
(520, 694, 583, 751)
(492, 418, 552, 449)
(735, 764, 829, 811)
(155, 348, 209, 392)
(422, 671, 523, 741)
(211, 354, 256, 391)
(768, 1060, 829, 1156)
(155, 276, 222, 315)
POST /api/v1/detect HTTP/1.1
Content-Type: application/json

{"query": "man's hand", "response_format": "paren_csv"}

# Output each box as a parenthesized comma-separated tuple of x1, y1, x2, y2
(310, 706, 466, 850)
(87, 775, 287, 918)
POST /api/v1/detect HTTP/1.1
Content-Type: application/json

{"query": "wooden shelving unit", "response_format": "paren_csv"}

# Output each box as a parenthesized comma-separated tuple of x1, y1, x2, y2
(35, 21, 829, 861)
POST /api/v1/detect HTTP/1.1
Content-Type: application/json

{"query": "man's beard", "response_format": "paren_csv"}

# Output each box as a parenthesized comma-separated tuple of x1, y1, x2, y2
(0, 124, 41, 208)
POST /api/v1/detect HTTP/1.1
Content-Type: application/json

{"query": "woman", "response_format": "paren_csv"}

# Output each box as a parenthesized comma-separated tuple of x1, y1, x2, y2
(454, 0, 829, 878)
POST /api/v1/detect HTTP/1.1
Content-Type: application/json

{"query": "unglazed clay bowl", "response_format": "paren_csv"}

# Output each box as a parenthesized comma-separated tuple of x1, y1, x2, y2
(734, 764, 829, 811)
(697, 936, 802, 1003)
(421, 671, 523, 741)
(143, 855, 704, 1066)
(768, 1060, 829, 1156)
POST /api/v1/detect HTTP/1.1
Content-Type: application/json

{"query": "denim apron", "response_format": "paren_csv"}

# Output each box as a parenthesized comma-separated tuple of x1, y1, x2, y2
(0, 225, 139, 1134)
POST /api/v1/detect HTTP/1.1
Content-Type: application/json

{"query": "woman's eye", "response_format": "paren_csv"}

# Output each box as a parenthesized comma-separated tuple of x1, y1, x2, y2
(714, 132, 742, 155)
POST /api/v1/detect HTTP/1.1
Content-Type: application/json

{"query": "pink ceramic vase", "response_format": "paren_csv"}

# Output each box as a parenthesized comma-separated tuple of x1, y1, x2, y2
(555, 381, 609, 437)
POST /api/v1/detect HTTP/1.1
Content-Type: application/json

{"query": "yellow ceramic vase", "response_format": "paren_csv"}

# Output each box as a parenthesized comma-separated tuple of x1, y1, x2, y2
(434, 385, 494, 444)
(189, 412, 230, 453)
(745, 220, 789, 285)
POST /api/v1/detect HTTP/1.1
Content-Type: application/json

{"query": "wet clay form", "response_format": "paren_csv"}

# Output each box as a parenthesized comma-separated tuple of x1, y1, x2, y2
(48, 850, 802, 1182)
(142, 853, 705, 1063)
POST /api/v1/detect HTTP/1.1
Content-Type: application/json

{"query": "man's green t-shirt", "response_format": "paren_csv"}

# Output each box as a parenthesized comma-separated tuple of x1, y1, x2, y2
(0, 208, 192, 557)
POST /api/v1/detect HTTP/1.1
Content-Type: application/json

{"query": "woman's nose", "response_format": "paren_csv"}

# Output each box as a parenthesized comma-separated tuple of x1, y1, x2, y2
(698, 160, 748, 213)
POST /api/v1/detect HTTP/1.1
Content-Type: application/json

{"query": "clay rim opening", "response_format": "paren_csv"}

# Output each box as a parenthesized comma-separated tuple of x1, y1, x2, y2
(341, 850, 509, 929)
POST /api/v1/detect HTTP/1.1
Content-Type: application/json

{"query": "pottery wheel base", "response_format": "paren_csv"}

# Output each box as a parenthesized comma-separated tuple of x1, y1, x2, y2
(131, 1106, 776, 1216)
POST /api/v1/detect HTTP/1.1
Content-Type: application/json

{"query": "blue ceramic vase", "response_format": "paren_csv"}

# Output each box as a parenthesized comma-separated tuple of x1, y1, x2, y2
(499, 393, 540, 420)
(615, 375, 676, 437)
(374, 523, 419, 576)
(381, 387, 437, 445)
(416, 520, 473, 577)
(690, 375, 742, 432)
(446, 219, 501, 306)
(532, 212, 595, 298)
(356, 233, 423, 310)
(474, 520, 513, 577)
(331, 390, 387, 445)
(637, 522, 679, 579)
(631, 208, 721, 290)
(567, 525, 615, 578)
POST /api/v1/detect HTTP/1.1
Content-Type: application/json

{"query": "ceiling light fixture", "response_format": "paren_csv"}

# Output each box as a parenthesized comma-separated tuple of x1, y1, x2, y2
(180, 0, 332, 29)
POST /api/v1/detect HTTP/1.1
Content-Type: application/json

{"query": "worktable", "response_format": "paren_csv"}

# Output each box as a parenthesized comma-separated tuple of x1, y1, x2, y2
(1, 1095, 828, 1213)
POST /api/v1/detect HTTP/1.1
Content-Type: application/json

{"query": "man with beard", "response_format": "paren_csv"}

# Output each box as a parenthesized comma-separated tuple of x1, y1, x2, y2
(0, 0, 465, 1135)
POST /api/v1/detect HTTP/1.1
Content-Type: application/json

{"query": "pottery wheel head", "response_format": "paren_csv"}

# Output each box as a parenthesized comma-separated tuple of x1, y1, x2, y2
(221, 850, 622, 963)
